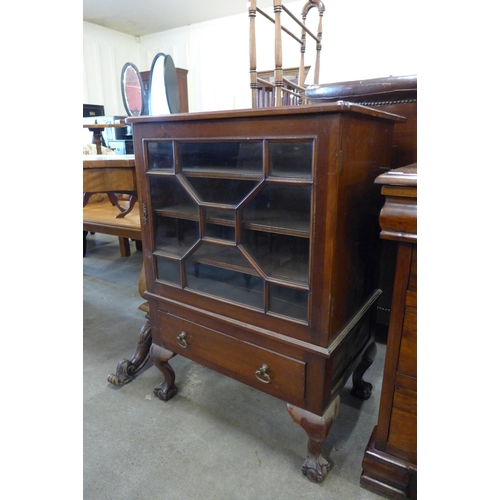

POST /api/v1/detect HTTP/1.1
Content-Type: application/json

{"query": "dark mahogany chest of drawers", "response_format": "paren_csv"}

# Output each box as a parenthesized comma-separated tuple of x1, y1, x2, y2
(361, 164, 417, 498)
(127, 103, 404, 483)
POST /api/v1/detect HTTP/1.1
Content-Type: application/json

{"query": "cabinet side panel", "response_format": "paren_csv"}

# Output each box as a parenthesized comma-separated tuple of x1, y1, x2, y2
(328, 115, 394, 341)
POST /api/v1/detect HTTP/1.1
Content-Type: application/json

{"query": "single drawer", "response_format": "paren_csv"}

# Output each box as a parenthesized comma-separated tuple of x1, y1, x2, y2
(398, 305, 417, 378)
(158, 311, 306, 406)
(388, 386, 417, 459)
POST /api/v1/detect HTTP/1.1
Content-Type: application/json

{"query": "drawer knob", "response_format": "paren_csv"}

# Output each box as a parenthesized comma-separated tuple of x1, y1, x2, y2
(255, 364, 271, 384)
(176, 331, 188, 349)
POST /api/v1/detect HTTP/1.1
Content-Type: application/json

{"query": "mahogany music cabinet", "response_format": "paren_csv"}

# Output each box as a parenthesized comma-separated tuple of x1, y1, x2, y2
(127, 103, 404, 482)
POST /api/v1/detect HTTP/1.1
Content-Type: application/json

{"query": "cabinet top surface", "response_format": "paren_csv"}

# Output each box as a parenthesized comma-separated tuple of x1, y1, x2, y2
(126, 102, 406, 125)
(375, 163, 417, 187)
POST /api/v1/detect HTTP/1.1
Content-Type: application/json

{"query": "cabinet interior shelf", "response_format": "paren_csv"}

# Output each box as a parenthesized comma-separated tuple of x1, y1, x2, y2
(155, 206, 310, 237)
(156, 204, 199, 220)
(182, 167, 262, 180)
(153, 247, 309, 286)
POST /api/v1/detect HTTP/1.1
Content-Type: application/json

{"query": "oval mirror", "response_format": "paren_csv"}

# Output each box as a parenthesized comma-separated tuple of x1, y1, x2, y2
(120, 62, 145, 116)
(164, 55, 180, 114)
(148, 53, 181, 115)
(148, 53, 170, 115)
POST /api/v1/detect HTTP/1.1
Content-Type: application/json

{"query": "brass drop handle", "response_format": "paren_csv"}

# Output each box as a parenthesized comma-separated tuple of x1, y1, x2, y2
(255, 364, 271, 384)
(176, 331, 188, 349)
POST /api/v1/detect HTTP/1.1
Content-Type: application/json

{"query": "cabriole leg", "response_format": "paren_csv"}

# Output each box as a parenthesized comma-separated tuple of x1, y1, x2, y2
(287, 396, 340, 483)
(351, 339, 377, 400)
(150, 342, 178, 402)
(107, 320, 152, 386)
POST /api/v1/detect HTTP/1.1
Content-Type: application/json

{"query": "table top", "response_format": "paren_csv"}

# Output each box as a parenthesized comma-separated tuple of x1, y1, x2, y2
(83, 122, 127, 129)
(83, 154, 135, 168)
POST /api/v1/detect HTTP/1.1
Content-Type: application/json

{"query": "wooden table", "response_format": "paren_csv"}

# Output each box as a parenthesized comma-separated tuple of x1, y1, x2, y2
(83, 154, 138, 218)
(83, 122, 127, 154)
(83, 153, 152, 385)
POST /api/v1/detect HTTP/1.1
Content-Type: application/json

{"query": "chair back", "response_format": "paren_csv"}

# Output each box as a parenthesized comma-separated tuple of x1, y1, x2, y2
(249, 1, 325, 107)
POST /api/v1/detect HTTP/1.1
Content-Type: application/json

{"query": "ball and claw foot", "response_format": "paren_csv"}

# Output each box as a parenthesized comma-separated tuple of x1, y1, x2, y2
(153, 382, 178, 402)
(351, 379, 373, 400)
(150, 342, 178, 402)
(301, 453, 334, 483)
(287, 396, 340, 483)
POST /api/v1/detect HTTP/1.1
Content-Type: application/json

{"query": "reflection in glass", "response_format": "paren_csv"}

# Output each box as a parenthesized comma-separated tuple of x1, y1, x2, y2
(178, 142, 262, 176)
(241, 230, 310, 284)
(241, 184, 311, 237)
(121, 62, 145, 116)
(186, 177, 259, 205)
(204, 208, 235, 242)
(155, 217, 199, 257)
(269, 141, 313, 178)
(269, 283, 308, 322)
(185, 243, 263, 309)
(150, 177, 199, 219)
(156, 257, 181, 285)
(147, 141, 174, 170)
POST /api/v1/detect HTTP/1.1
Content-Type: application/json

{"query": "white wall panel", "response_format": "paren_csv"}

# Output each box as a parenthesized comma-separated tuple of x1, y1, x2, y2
(83, 22, 139, 116)
(83, 1, 417, 115)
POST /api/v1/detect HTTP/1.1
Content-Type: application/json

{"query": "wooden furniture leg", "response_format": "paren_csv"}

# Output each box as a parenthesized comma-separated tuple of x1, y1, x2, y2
(107, 319, 152, 385)
(351, 338, 377, 400)
(118, 237, 131, 257)
(287, 396, 340, 483)
(107, 265, 151, 385)
(115, 195, 138, 218)
(150, 343, 178, 402)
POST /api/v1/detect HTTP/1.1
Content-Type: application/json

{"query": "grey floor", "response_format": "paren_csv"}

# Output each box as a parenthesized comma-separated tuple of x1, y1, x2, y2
(83, 232, 388, 500)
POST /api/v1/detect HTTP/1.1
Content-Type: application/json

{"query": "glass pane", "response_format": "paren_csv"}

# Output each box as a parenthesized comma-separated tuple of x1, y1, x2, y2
(269, 283, 308, 322)
(186, 177, 259, 205)
(204, 208, 235, 242)
(147, 141, 174, 170)
(185, 243, 263, 309)
(241, 230, 309, 285)
(156, 256, 181, 285)
(269, 141, 313, 179)
(150, 176, 199, 219)
(155, 216, 199, 257)
(241, 184, 311, 237)
(178, 141, 262, 177)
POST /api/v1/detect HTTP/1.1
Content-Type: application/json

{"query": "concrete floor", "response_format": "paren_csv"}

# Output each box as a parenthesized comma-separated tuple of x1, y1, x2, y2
(83, 232, 387, 500)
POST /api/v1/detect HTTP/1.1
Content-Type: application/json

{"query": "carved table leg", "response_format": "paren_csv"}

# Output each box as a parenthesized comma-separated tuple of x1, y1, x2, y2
(115, 195, 138, 218)
(351, 339, 377, 400)
(83, 231, 88, 257)
(287, 396, 340, 483)
(107, 319, 152, 386)
(150, 342, 178, 402)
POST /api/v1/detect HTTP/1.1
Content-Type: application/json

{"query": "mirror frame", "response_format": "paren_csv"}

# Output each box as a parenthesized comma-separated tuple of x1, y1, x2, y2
(164, 54, 180, 114)
(120, 62, 146, 117)
(148, 53, 167, 115)
(148, 53, 180, 115)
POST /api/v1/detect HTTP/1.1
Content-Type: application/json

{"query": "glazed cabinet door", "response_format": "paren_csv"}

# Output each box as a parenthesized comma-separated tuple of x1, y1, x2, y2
(144, 138, 314, 324)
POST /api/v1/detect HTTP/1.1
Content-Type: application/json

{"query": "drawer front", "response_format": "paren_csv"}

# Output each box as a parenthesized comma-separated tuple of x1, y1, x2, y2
(388, 386, 417, 460)
(398, 305, 417, 377)
(158, 311, 306, 406)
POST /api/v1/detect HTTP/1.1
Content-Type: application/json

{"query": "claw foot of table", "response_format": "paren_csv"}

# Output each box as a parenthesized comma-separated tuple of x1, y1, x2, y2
(107, 320, 152, 386)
